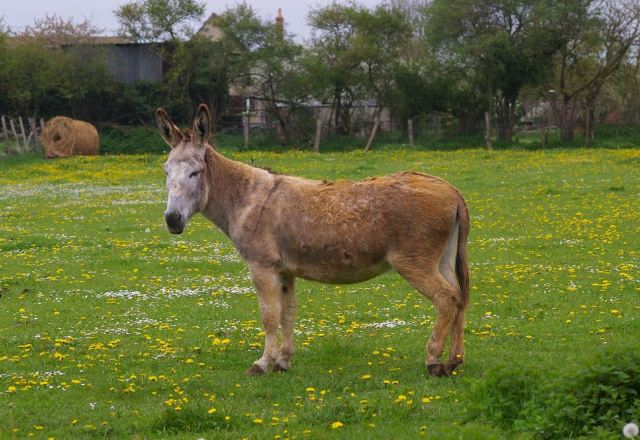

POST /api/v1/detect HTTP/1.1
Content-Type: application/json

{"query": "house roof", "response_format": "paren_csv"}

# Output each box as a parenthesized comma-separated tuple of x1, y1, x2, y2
(8, 35, 136, 47)
(81, 36, 132, 45)
(196, 13, 224, 41)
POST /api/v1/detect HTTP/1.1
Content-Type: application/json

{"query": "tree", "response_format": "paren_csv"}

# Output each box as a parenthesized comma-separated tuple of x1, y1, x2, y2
(163, 3, 310, 139)
(21, 14, 104, 45)
(355, 5, 412, 122)
(307, 3, 366, 135)
(601, 51, 640, 125)
(17, 15, 113, 119)
(209, 2, 269, 92)
(166, 36, 230, 124)
(210, 3, 310, 141)
(115, 0, 205, 43)
(249, 29, 310, 142)
(426, 0, 564, 143)
(1, 15, 113, 120)
(386, 0, 429, 39)
(550, 0, 640, 142)
(306, 2, 411, 135)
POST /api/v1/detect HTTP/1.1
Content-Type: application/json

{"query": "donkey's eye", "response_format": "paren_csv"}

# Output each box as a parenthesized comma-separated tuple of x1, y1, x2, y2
(189, 170, 201, 178)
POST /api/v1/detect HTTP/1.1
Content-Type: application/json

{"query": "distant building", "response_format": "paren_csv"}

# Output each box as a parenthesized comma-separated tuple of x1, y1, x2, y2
(68, 37, 164, 85)
(196, 13, 224, 41)
(10, 35, 165, 84)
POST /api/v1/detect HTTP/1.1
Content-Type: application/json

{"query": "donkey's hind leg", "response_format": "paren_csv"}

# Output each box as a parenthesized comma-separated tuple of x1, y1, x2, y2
(438, 236, 467, 376)
(274, 274, 296, 372)
(390, 255, 463, 377)
(443, 307, 466, 376)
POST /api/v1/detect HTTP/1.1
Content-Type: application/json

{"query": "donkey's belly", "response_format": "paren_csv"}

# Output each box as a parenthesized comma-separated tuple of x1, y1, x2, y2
(293, 259, 392, 284)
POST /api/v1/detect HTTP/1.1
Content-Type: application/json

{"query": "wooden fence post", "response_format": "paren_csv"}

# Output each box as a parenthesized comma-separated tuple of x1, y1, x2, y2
(313, 118, 322, 152)
(1, 116, 9, 142)
(29, 117, 39, 145)
(9, 119, 21, 154)
(408, 118, 415, 147)
(243, 114, 250, 148)
(18, 117, 29, 151)
(364, 114, 381, 152)
(484, 111, 493, 150)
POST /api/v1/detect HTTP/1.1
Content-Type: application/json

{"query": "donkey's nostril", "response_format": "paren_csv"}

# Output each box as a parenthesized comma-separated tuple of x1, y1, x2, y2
(164, 211, 183, 228)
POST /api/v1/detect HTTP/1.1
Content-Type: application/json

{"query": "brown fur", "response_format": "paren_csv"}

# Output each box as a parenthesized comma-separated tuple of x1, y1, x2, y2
(157, 105, 471, 377)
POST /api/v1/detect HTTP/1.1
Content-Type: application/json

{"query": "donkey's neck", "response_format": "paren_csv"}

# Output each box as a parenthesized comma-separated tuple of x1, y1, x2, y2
(202, 146, 273, 237)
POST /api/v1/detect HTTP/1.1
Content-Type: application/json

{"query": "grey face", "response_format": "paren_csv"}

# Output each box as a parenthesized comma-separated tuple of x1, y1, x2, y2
(156, 104, 212, 235)
(163, 147, 206, 234)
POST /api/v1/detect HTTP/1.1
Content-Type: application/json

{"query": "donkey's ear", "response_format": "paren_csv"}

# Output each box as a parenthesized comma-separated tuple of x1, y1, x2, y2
(193, 104, 212, 148)
(156, 108, 183, 148)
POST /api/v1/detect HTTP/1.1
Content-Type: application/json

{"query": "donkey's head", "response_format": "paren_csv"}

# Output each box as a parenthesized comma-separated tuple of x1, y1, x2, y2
(157, 104, 212, 234)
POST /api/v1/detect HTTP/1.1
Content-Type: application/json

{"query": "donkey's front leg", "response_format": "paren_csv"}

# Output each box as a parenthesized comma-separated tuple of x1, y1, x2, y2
(246, 265, 282, 376)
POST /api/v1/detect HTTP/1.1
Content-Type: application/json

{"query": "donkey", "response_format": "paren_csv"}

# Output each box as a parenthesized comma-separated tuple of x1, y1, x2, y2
(157, 104, 470, 377)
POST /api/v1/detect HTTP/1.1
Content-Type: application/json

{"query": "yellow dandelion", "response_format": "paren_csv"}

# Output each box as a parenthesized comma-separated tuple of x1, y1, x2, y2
(395, 395, 407, 404)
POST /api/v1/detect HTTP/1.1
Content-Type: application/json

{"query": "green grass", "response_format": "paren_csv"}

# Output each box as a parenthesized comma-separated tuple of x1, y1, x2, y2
(0, 148, 639, 439)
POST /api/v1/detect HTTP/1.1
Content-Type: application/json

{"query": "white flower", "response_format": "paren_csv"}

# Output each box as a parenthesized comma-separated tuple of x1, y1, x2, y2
(145, 228, 151, 233)
(624, 423, 639, 438)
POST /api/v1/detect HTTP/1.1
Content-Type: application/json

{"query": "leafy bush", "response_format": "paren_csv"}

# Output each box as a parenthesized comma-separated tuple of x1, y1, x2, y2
(532, 347, 640, 438)
(591, 124, 640, 148)
(465, 345, 640, 438)
(99, 126, 166, 155)
(466, 364, 541, 430)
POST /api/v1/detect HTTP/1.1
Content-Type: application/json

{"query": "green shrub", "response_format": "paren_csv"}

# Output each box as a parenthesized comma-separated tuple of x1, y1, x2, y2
(99, 126, 166, 155)
(465, 345, 640, 438)
(532, 346, 640, 438)
(465, 364, 541, 430)
(591, 124, 640, 148)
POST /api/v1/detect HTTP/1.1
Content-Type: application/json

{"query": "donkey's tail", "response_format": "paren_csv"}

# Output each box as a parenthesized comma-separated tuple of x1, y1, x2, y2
(455, 194, 470, 308)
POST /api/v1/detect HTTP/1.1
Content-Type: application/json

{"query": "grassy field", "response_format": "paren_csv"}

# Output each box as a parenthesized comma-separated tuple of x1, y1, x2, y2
(0, 148, 639, 439)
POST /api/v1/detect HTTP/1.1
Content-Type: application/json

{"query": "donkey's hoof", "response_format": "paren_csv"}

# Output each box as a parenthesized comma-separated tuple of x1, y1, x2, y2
(443, 360, 463, 376)
(273, 362, 289, 373)
(246, 364, 267, 376)
(427, 363, 447, 377)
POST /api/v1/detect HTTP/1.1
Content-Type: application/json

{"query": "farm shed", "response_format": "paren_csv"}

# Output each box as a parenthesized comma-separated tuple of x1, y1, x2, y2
(65, 37, 165, 84)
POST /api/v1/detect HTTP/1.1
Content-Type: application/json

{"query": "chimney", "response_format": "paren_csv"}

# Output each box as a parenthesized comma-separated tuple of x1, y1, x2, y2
(275, 8, 284, 40)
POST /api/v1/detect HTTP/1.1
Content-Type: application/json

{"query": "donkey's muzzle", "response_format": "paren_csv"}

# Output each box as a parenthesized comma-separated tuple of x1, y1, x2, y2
(164, 211, 184, 234)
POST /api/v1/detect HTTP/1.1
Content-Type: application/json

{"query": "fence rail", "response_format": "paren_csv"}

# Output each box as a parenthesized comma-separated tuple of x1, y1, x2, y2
(1, 115, 45, 156)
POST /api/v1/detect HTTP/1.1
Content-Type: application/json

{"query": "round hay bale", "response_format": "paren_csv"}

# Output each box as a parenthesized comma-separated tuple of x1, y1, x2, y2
(42, 116, 99, 158)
